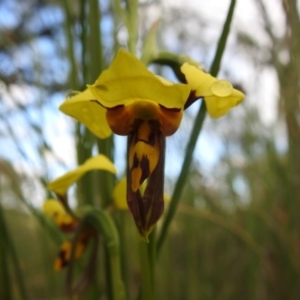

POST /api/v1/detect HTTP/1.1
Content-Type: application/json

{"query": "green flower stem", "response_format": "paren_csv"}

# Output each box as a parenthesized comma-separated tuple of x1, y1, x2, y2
(126, 0, 138, 55)
(0, 243, 11, 300)
(62, 0, 78, 88)
(96, 137, 115, 207)
(209, 0, 237, 77)
(0, 205, 13, 300)
(0, 204, 28, 300)
(80, 0, 87, 84)
(86, 0, 116, 208)
(156, 0, 237, 255)
(62, 0, 92, 206)
(88, 0, 103, 81)
(139, 229, 156, 300)
(117, 212, 130, 299)
(156, 103, 206, 254)
(86, 210, 126, 300)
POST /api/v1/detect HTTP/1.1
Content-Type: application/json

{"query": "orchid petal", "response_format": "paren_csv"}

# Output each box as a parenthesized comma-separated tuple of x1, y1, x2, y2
(59, 89, 112, 139)
(181, 63, 245, 117)
(87, 49, 190, 109)
(43, 199, 78, 232)
(47, 154, 116, 195)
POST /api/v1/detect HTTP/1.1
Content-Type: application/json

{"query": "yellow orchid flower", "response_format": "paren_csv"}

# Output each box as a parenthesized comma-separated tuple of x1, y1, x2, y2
(181, 63, 245, 118)
(47, 154, 116, 196)
(59, 49, 191, 240)
(54, 229, 94, 270)
(45, 155, 116, 267)
(43, 199, 78, 232)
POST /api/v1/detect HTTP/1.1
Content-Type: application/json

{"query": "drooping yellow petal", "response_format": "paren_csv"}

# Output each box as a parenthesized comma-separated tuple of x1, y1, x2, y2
(181, 63, 216, 96)
(59, 89, 112, 139)
(47, 154, 116, 195)
(87, 49, 190, 109)
(181, 63, 245, 118)
(43, 199, 78, 232)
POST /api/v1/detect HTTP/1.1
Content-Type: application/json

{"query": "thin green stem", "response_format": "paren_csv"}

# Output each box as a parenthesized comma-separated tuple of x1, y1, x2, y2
(209, 0, 237, 76)
(85, 210, 126, 300)
(88, 0, 103, 81)
(117, 212, 130, 299)
(156, 0, 237, 255)
(62, 0, 78, 88)
(139, 229, 156, 300)
(0, 204, 28, 300)
(0, 204, 13, 300)
(126, 0, 138, 55)
(156, 103, 206, 254)
(80, 0, 88, 86)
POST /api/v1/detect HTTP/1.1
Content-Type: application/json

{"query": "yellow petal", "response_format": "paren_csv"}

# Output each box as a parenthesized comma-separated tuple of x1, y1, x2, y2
(59, 89, 112, 139)
(47, 154, 116, 195)
(205, 88, 245, 118)
(43, 199, 77, 232)
(43, 199, 66, 216)
(181, 63, 216, 96)
(87, 49, 190, 109)
(181, 63, 245, 118)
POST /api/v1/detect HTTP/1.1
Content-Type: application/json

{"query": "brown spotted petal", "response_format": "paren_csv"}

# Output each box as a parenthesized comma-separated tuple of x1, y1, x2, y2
(127, 121, 165, 241)
(54, 229, 94, 271)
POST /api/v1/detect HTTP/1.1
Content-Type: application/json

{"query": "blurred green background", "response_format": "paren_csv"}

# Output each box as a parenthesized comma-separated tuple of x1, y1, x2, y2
(1, 0, 300, 299)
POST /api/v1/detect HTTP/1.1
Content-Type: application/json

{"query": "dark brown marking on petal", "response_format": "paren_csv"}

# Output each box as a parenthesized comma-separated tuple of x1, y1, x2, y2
(142, 134, 165, 229)
(105, 104, 125, 110)
(126, 131, 165, 236)
(127, 134, 148, 233)
(147, 129, 156, 146)
(57, 248, 69, 269)
(131, 153, 140, 170)
(126, 140, 145, 233)
(90, 99, 105, 108)
(149, 119, 161, 133)
(139, 155, 150, 184)
(184, 90, 202, 110)
(158, 104, 181, 113)
(131, 119, 144, 137)
(90, 99, 125, 110)
(59, 222, 78, 233)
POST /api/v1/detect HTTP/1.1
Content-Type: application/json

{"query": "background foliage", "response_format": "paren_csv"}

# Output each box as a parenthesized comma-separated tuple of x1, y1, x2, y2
(1, 0, 300, 299)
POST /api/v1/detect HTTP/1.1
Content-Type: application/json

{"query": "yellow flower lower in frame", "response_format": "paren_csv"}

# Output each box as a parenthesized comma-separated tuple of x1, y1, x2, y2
(43, 199, 78, 232)
(59, 49, 191, 240)
(181, 63, 245, 118)
(54, 229, 93, 271)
